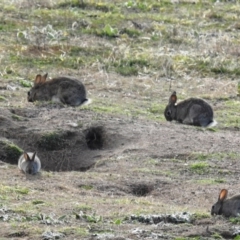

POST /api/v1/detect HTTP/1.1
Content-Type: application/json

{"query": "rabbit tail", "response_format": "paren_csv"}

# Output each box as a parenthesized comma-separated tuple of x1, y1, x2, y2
(207, 119, 218, 128)
(81, 98, 92, 106)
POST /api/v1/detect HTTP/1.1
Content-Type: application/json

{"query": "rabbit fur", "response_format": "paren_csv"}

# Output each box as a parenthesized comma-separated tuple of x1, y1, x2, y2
(211, 189, 240, 217)
(18, 152, 41, 175)
(164, 91, 217, 127)
(28, 73, 89, 106)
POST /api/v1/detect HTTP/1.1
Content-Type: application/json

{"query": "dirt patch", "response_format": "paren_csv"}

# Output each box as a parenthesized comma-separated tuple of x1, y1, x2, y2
(3, 105, 240, 173)
(1, 103, 240, 239)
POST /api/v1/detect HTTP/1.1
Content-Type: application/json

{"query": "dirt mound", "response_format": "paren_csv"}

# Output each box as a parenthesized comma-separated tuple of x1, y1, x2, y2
(1, 106, 240, 173)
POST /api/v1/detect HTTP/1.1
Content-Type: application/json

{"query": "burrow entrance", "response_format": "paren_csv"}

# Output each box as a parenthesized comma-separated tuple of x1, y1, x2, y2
(0, 125, 108, 172)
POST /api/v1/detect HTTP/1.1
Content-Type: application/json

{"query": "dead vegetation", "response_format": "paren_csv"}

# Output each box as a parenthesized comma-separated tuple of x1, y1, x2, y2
(1, 0, 240, 239)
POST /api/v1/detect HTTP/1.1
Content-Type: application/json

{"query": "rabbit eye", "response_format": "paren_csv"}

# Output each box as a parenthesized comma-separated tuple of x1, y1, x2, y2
(167, 110, 171, 116)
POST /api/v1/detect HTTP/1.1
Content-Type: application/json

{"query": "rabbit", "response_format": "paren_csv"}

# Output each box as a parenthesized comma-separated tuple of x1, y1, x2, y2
(211, 189, 240, 217)
(27, 73, 89, 106)
(18, 152, 41, 175)
(164, 91, 217, 127)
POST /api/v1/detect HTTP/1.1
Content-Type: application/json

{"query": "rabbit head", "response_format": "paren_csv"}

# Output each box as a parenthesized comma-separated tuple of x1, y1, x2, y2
(28, 73, 48, 102)
(24, 152, 39, 174)
(211, 189, 228, 215)
(164, 91, 177, 122)
(18, 152, 41, 175)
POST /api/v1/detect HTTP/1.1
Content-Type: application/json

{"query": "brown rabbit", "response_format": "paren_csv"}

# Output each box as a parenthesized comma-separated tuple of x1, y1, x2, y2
(211, 189, 240, 217)
(164, 91, 217, 127)
(28, 73, 89, 106)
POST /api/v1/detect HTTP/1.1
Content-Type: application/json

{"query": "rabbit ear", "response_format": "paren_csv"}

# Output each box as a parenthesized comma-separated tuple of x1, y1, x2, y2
(42, 73, 48, 81)
(35, 74, 43, 85)
(169, 91, 177, 104)
(23, 152, 31, 161)
(31, 152, 37, 161)
(219, 189, 228, 202)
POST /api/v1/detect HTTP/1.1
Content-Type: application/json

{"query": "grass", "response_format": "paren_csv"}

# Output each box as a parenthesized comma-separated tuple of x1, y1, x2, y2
(37, 131, 72, 150)
(195, 178, 226, 185)
(0, 0, 240, 239)
(0, 139, 23, 163)
(189, 162, 209, 174)
(0, 185, 29, 195)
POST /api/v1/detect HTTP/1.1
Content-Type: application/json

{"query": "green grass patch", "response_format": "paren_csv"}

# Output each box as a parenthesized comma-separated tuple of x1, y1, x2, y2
(195, 178, 225, 185)
(0, 185, 29, 195)
(32, 200, 45, 205)
(37, 131, 73, 151)
(73, 204, 92, 212)
(61, 227, 88, 237)
(78, 185, 93, 190)
(19, 79, 32, 88)
(0, 96, 7, 102)
(189, 162, 209, 174)
(11, 114, 23, 121)
(230, 216, 240, 224)
(192, 212, 210, 220)
(191, 152, 240, 162)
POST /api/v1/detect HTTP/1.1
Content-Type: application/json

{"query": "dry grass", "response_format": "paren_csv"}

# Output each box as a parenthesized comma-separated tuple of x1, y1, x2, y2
(1, 0, 240, 239)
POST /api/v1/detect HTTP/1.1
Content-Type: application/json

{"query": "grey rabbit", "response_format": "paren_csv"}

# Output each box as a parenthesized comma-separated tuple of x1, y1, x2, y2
(18, 152, 41, 175)
(211, 189, 240, 217)
(164, 91, 217, 127)
(28, 73, 89, 106)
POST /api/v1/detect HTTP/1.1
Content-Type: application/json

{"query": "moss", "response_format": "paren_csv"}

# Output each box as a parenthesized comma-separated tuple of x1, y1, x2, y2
(37, 131, 72, 151)
(0, 139, 23, 164)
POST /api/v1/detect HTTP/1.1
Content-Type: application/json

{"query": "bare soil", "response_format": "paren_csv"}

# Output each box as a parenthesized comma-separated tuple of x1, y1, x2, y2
(1, 75, 240, 239)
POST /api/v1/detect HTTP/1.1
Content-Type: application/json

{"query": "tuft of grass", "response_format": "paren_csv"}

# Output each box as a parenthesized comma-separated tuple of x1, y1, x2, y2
(229, 217, 240, 224)
(19, 79, 32, 88)
(195, 178, 225, 185)
(234, 235, 240, 240)
(192, 212, 210, 220)
(98, 24, 119, 38)
(113, 58, 149, 76)
(189, 162, 209, 174)
(0, 185, 29, 195)
(32, 200, 45, 205)
(211, 233, 223, 239)
(11, 114, 23, 121)
(73, 204, 92, 212)
(0, 139, 23, 164)
(61, 227, 88, 237)
(0, 96, 7, 102)
(37, 131, 73, 150)
(78, 185, 93, 190)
